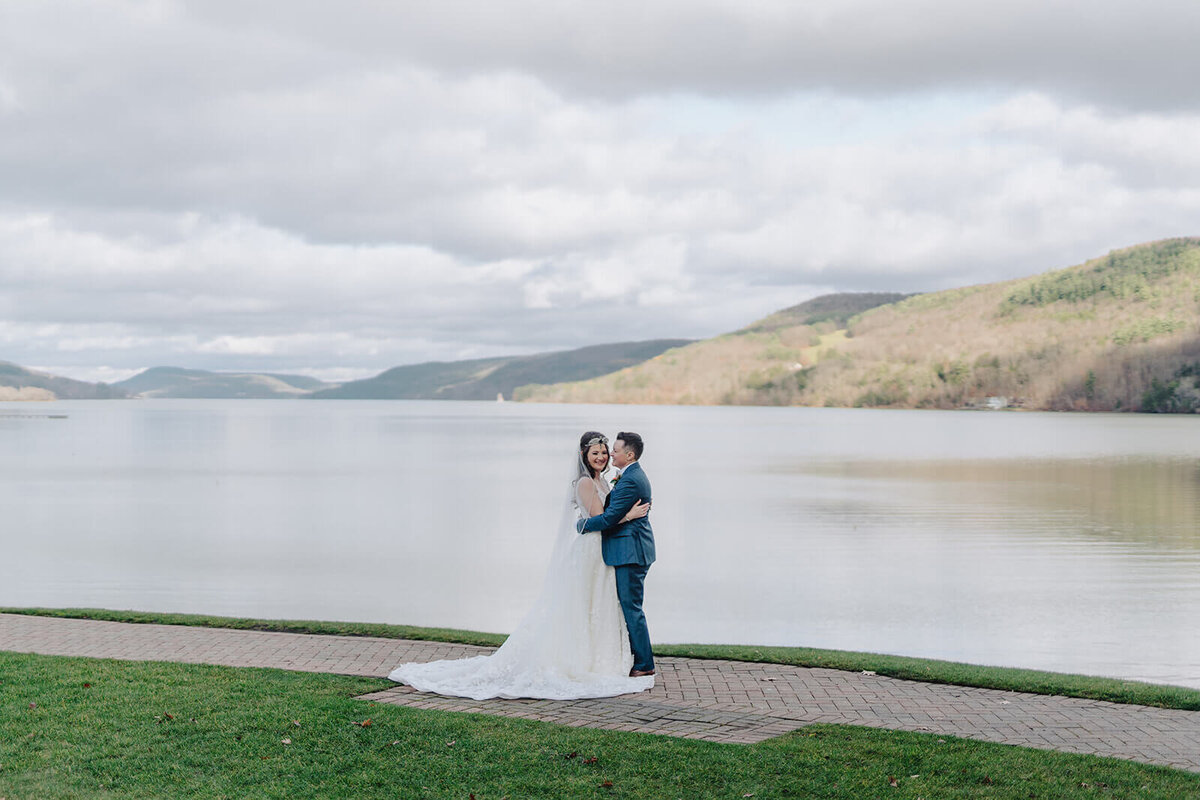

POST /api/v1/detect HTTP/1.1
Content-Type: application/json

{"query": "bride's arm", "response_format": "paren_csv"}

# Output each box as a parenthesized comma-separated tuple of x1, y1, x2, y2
(621, 500, 650, 522)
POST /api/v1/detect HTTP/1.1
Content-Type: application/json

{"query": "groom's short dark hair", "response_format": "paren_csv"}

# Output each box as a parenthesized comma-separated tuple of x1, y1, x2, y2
(616, 431, 643, 460)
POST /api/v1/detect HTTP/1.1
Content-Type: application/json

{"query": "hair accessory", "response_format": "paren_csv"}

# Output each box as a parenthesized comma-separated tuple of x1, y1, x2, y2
(584, 435, 608, 447)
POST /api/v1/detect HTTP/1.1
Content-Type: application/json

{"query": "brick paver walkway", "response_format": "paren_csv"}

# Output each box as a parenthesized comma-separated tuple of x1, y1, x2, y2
(3, 613, 1198, 773)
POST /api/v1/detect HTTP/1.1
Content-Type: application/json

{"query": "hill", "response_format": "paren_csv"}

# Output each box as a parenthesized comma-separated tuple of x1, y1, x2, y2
(310, 339, 693, 400)
(516, 238, 1200, 412)
(0, 362, 128, 400)
(514, 293, 906, 405)
(114, 367, 332, 399)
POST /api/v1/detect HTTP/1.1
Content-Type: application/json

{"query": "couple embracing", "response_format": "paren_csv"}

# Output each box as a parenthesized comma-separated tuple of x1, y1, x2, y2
(388, 431, 657, 699)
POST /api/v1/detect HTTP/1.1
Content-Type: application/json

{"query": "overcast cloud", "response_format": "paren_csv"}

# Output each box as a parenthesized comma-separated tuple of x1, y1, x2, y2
(2, 0, 1199, 382)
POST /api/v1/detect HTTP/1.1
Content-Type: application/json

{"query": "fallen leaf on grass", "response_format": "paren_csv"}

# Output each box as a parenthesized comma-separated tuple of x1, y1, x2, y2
(82, 683, 91, 688)
(281, 738, 291, 745)
(888, 775, 899, 788)
(583, 757, 598, 765)
(564, 751, 578, 759)
(743, 793, 755, 797)
(599, 781, 613, 789)
(292, 720, 301, 727)
(445, 740, 456, 747)
(28, 703, 36, 709)
(351, 719, 372, 727)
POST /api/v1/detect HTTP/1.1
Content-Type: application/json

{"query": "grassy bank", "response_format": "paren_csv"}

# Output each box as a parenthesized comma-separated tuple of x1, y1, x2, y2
(6, 606, 1200, 712)
(3, 650, 1198, 799)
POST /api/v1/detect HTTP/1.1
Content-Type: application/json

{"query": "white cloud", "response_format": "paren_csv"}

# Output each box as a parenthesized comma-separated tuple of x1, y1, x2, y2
(2, 2, 1199, 379)
(972, 93, 1200, 186)
(174, 0, 1200, 110)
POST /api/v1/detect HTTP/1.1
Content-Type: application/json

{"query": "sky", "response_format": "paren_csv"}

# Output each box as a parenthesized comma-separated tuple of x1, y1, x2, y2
(3, 1, 1200, 383)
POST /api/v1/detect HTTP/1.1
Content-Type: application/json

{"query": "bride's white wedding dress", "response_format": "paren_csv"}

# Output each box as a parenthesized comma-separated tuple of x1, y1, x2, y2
(387, 472, 654, 700)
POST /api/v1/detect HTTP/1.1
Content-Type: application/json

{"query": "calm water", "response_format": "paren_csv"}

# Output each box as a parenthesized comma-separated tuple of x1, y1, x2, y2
(3, 400, 1199, 688)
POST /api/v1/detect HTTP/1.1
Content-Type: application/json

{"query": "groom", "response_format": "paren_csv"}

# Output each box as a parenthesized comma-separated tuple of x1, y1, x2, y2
(577, 431, 656, 677)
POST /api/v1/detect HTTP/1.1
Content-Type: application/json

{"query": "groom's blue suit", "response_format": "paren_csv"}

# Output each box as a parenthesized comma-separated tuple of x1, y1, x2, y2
(576, 460, 655, 672)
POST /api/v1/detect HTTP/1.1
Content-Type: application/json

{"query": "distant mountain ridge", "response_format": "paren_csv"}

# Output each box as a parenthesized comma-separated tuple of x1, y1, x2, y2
(1, 340, 694, 402)
(0, 361, 127, 400)
(115, 367, 332, 399)
(310, 339, 693, 400)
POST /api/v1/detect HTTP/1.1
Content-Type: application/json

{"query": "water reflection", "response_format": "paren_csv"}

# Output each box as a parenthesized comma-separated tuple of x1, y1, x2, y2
(792, 458, 1200, 548)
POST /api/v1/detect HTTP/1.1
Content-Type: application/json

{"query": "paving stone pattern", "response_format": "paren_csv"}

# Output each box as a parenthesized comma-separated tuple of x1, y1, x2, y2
(3, 613, 1198, 773)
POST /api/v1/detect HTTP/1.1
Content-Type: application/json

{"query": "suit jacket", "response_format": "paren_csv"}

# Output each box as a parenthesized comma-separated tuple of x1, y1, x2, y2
(577, 460, 655, 567)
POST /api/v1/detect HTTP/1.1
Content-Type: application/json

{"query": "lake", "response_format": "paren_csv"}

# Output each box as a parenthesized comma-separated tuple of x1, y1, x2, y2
(3, 399, 1199, 688)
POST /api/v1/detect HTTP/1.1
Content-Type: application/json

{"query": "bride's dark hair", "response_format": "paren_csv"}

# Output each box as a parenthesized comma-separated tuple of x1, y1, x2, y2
(578, 430, 610, 479)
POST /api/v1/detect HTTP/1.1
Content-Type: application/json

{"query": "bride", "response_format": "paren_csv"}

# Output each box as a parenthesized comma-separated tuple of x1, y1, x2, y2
(387, 431, 655, 700)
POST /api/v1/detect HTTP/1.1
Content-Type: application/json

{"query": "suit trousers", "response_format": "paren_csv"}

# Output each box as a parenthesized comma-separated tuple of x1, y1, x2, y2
(614, 563, 654, 672)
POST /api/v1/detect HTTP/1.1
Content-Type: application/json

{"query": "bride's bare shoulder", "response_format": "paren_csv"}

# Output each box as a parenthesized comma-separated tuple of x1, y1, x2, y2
(578, 476, 611, 503)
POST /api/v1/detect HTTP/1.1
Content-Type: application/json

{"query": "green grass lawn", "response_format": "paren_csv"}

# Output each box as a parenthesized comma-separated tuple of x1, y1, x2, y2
(3, 650, 1199, 799)
(7, 606, 1200, 712)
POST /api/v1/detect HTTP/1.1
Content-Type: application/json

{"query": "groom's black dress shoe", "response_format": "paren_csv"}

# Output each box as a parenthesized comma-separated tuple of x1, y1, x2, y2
(629, 669, 655, 677)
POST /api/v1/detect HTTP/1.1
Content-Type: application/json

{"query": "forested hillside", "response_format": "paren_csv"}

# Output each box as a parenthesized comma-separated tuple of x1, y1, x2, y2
(518, 239, 1200, 412)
